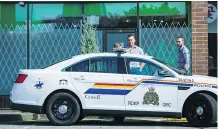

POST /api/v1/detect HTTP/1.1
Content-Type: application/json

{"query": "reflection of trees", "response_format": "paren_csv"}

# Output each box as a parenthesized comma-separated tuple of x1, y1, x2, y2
(100, 14, 137, 28)
(107, 13, 122, 21)
(63, 3, 82, 16)
(100, 12, 121, 27)
(124, 2, 180, 15)
(0, 4, 16, 27)
(84, 3, 107, 16)
(124, 6, 137, 15)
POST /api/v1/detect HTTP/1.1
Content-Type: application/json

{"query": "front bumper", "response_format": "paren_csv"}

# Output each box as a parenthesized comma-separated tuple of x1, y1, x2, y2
(11, 102, 43, 114)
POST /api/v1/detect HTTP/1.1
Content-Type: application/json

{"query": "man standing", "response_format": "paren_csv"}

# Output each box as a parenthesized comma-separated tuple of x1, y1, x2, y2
(176, 37, 190, 73)
(126, 34, 146, 72)
(126, 34, 145, 55)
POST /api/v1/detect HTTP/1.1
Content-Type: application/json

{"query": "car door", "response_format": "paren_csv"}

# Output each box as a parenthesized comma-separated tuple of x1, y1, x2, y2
(123, 57, 178, 113)
(67, 56, 126, 110)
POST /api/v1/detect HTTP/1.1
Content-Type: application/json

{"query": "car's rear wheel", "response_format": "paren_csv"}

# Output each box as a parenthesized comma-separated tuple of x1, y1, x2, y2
(45, 92, 80, 126)
(184, 93, 217, 127)
(114, 116, 125, 122)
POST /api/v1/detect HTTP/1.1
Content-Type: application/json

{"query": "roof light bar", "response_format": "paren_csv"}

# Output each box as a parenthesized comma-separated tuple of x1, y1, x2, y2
(113, 48, 127, 53)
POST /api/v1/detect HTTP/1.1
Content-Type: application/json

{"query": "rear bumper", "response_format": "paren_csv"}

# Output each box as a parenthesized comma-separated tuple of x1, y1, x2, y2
(11, 102, 42, 114)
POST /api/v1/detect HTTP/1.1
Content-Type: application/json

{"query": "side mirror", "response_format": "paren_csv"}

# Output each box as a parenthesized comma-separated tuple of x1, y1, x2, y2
(158, 70, 172, 77)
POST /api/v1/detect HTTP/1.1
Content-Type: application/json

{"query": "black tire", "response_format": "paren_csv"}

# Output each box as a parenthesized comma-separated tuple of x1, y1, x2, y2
(184, 93, 217, 127)
(45, 92, 80, 126)
(78, 116, 85, 121)
(114, 116, 125, 122)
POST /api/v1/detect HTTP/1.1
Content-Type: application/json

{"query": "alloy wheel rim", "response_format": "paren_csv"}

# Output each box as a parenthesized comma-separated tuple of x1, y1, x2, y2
(52, 99, 74, 120)
(189, 100, 209, 121)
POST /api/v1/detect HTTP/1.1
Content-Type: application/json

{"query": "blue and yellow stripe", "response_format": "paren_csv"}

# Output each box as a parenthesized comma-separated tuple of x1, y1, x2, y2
(84, 79, 218, 95)
(84, 83, 134, 95)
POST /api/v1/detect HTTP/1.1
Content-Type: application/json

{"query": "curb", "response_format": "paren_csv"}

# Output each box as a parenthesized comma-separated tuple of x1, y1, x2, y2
(167, 118, 187, 121)
(0, 113, 48, 122)
(0, 111, 186, 123)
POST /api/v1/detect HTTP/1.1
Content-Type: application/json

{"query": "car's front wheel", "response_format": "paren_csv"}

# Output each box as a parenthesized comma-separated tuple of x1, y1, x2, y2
(45, 92, 80, 126)
(184, 93, 217, 127)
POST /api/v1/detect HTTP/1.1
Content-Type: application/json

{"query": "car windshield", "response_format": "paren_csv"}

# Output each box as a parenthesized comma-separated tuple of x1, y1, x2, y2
(152, 58, 191, 76)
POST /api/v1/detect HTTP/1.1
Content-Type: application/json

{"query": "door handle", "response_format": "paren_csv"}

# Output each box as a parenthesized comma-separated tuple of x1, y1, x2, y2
(74, 76, 85, 80)
(127, 78, 138, 82)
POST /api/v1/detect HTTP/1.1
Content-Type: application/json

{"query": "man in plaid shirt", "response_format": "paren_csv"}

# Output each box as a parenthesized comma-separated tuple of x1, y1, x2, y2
(126, 34, 146, 72)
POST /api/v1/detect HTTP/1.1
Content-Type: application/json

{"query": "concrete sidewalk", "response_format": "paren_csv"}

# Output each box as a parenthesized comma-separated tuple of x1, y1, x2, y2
(0, 110, 187, 123)
(0, 110, 47, 122)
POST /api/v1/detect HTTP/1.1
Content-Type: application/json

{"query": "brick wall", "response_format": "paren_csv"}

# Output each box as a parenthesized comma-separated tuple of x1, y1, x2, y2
(191, 1, 208, 75)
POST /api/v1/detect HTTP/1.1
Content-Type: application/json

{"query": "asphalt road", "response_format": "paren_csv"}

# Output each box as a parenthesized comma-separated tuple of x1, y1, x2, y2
(0, 119, 217, 129)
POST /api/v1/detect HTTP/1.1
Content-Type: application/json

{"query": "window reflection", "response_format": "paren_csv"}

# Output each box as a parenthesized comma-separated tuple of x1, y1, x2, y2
(139, 2, 189, 27)
(0, 2, 190, 29)
(139, 2, 186, 16)
(84, 3, 137, 16)
(0, 3, 27, 26)
(28, 3, 83, 29)
(84, 3, 137, 28)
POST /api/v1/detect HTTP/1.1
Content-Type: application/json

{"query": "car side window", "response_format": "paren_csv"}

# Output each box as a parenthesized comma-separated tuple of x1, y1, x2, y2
(125, 58, 164, 76)
(147, 63, 163, 76)
(65, 59, 89, 72)
(90, 57, 118, 73)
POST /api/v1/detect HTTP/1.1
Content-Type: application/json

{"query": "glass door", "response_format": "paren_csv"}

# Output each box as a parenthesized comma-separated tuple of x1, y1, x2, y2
(104, 29, 137, 52)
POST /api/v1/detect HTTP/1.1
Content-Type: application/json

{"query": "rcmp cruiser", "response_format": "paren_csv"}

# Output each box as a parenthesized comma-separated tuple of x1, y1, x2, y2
(10, 48, 217, 126)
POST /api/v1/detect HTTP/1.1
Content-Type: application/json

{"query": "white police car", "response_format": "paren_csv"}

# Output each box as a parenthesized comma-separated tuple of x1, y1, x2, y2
(10, 48, 217, 126)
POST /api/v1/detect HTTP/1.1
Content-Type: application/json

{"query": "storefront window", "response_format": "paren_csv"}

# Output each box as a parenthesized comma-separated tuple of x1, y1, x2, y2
(0, 3, 27, 96)
(0, 3, 27, 32)
(29, 4, 82, 25)
(84, 3, 137, 28)
(0, 3, 27, 26)
(84, 3, 137, 16)
(139, 2, 186, 16)
(29, 3, 83, 69)
(139, 2, 189, 27)
(15, 4, 27, 24)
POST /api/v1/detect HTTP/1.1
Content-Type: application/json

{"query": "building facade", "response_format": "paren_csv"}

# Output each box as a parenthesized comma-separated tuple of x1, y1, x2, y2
(0, 1, 217, 108)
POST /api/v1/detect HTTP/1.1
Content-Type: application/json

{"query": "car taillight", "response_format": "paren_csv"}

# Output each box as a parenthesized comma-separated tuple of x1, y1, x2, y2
(15, 74, 28, 83)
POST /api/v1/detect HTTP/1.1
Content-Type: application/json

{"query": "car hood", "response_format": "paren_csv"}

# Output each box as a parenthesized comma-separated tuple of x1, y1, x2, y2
(192, 75, 217, 80)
